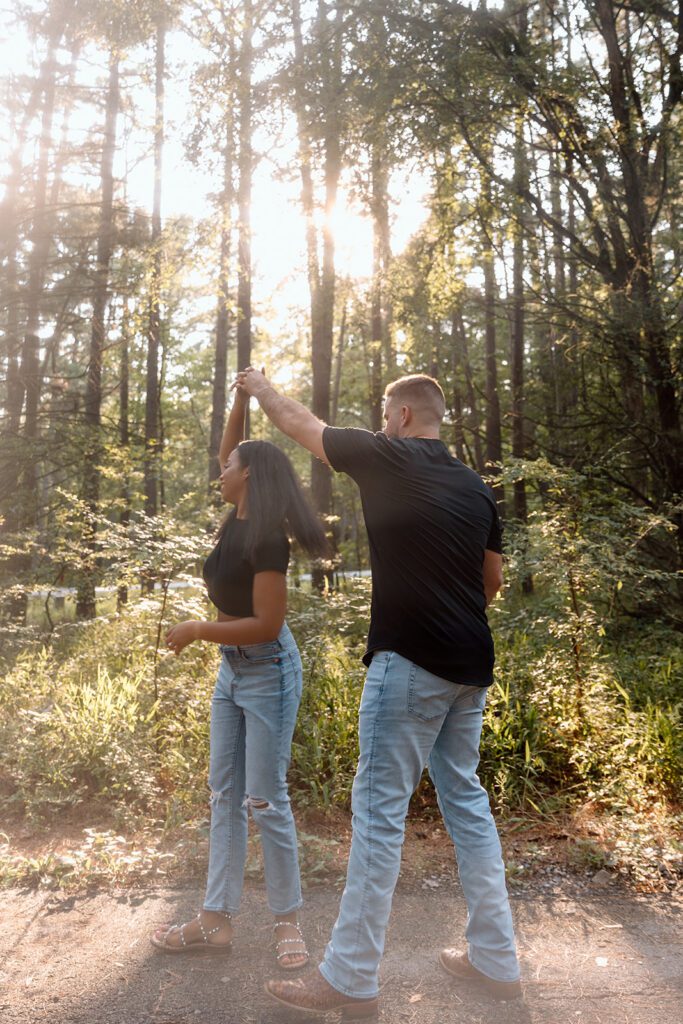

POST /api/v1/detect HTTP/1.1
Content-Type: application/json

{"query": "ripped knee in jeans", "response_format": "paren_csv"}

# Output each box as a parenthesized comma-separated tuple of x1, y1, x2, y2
(243, 795, 271, 812)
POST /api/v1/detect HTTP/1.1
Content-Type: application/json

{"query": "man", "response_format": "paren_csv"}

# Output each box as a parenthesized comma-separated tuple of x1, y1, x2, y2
(236, 368, 521, 1017)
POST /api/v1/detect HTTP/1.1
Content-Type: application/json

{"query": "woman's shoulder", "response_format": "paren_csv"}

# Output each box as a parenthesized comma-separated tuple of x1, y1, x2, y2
(252, 525, 290, 572)
(256, 524, 290, 550)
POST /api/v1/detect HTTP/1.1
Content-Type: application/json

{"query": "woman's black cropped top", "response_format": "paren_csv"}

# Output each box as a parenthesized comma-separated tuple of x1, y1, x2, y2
(202, 511, 290, 617)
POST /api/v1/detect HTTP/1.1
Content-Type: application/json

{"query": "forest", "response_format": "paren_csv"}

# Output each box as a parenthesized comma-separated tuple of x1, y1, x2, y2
(0, 0, 681, 889)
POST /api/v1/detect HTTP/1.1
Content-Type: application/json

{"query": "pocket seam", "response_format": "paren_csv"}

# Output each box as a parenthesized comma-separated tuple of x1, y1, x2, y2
(407, 664, 452, 721)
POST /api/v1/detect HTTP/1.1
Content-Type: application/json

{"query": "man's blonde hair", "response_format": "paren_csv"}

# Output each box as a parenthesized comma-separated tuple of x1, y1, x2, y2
(384, 374, 446, 423)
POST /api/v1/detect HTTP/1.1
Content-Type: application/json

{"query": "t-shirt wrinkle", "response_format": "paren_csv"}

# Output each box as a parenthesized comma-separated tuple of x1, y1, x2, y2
(322, 426, 502, 687)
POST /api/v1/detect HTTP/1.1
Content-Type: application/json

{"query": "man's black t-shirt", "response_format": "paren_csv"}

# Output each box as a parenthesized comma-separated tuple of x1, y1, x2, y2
(322, 427, 502, 686)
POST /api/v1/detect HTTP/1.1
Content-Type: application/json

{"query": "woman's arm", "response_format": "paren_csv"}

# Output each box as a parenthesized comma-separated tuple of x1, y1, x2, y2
(218, 387, 249, 469)
(165, 571, 287, 654)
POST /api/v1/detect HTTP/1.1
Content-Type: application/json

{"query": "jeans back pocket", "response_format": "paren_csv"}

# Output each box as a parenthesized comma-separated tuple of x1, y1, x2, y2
(407, 663, 457, 721)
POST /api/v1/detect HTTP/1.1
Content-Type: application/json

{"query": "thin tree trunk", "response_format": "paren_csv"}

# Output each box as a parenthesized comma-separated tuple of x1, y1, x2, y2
(510, 59, 533, 590)
(310, 3, 341, 588)
(450, 314, 466, 463)
(369, 141, 391, 429)
(331, 301, 347, 426)
(76, 56, 119, 619)
(18, 29, 61, 497)
(291, 0, 340, 587)
(236, 0, 252, 436)
(3, 16, 67, 622)
(480, 176, 504, 513)
(455, 312, 484, 474)
(144, 17, 165, 520)
(209, 123, 233, 493)
(117, 293, 131, 610)
(511, 118, 528, 521)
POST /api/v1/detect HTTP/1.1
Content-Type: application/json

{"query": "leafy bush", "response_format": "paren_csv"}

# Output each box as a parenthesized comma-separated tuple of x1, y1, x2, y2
(1, 490, 681, 826)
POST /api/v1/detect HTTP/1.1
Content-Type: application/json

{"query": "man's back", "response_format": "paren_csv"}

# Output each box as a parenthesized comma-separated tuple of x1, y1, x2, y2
(322, 428, 501, 686)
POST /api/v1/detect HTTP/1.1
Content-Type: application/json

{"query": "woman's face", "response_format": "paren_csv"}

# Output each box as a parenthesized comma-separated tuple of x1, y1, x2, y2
(219, 447, 249, 505)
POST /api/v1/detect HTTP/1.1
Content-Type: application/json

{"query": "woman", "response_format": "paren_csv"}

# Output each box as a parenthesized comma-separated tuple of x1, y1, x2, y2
(151, 385, 327, 969)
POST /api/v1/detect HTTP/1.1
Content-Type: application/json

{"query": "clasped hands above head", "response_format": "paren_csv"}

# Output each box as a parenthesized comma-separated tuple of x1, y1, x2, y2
(231, 366, 269, 398)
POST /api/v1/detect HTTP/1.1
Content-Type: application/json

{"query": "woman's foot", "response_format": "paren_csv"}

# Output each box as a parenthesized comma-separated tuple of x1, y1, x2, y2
(151, 909, 233, 954)
(273, 915, 309, 971)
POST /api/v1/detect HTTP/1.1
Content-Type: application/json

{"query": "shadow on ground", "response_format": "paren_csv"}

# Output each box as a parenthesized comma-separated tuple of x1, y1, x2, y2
(0, 879, 681, 1023)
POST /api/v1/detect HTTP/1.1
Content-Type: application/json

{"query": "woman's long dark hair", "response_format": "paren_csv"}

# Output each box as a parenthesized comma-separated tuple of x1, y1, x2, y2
(222, 440, 328, 560)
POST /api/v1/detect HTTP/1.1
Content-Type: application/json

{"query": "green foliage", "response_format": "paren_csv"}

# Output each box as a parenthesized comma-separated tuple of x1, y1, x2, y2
(286, 580, 369, 807)
(1, 477, 681, 833)
(290, 631, 364, 808)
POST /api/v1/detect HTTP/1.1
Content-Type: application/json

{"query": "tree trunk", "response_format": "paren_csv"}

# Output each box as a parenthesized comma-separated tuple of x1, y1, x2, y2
(76, 57, 119, 619)
(369, 140, 392, 430)
(450, 314, 466, 462)
(291, 0, 341, 588)
(331, 302, 347, 426)
(209, 125, 233, 493)
(480, 176, 504, 513)
(2, 16, 67, 623)
(511, 79, 533, 592)
(144, 17, 165, 520)
(510, 116, 528, 521)
(310, 3, 342, 588)
(455, 312, 484, 474)
(117, 290, 131, 610)
(18, 29, 61, 501)
(236, 0, 252, 436)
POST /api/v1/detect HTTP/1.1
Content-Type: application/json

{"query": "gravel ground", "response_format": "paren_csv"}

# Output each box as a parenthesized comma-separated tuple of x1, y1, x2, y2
(1, 877, 681, 1024)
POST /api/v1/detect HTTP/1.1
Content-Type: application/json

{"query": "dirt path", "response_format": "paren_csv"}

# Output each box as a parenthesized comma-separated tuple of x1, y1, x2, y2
(1, 879, 681, 1024)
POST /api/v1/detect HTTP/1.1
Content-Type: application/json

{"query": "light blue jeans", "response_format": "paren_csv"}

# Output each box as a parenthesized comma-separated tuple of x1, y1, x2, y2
(319, 651, 519, 998)
(203, 623, 304, 916)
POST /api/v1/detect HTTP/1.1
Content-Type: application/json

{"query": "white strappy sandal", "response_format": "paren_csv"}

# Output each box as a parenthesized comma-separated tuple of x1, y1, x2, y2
(273, 919, 310, 971)
(151, 912, 233, 955)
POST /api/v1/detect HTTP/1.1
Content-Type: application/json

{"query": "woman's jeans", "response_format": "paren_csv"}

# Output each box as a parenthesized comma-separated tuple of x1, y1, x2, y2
(203, 623, 304, 916)
(319, 651, 520, 998)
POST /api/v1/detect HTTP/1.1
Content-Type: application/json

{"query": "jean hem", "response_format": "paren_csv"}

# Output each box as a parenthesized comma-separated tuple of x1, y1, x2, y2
(268, 898, 304, 916)
(318, 961, 379, 1000)
(203, 903, 238, 915)
(468, 950, 521, 984)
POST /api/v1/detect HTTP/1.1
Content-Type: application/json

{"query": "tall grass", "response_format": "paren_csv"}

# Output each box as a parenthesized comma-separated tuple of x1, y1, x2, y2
(1, 575, 680, 827)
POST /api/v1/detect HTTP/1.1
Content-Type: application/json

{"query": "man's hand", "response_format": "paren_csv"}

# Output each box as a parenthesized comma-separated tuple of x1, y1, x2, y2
(234, 366, 269, 399)
(166, 620, 200, 656)
(232, 367, 329, 464)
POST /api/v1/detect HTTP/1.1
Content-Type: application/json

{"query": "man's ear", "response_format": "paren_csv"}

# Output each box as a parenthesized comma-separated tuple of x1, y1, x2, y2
(400, 404, 411, 426)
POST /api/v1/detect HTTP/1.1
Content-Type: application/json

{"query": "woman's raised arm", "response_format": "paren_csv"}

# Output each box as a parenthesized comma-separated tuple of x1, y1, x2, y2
(219, 387, 249, 468)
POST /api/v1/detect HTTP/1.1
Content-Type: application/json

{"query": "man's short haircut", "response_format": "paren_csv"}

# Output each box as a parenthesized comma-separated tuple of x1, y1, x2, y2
(384, 374, 446, 423)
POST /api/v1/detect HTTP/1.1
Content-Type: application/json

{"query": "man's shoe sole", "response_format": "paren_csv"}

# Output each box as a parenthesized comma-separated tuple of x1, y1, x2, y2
(265, 983, 379, 1019)
(439, 950, 522, 1001)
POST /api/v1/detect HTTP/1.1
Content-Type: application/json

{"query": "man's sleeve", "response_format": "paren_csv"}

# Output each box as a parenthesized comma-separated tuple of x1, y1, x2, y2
(485, 491, 503, 554)
(322, 426, 382, 479)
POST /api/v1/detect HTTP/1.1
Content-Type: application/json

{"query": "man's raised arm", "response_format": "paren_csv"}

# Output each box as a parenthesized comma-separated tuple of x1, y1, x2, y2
(235, 367, 330, 465)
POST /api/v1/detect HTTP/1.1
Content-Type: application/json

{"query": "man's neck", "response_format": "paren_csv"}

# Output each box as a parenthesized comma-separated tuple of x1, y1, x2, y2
(401, 430, 441, 440)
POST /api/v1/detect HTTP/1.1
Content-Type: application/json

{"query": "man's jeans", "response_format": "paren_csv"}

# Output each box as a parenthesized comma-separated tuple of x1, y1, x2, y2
(319, 651, 519, 998)
(203, 623, 303, 916)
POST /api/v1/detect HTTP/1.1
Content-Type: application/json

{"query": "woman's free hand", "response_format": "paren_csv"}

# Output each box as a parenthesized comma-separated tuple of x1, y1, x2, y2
(166, 620, 200, 656)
